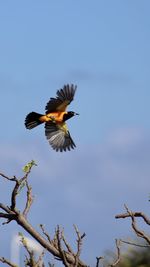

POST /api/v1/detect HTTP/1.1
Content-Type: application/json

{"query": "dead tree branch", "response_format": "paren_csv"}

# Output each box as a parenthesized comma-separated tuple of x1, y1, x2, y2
(115, 205, 150, 245)
(0, 257, 18, 267)
(39, 224, 51, 244)
(109, 239, 121, 267)
(0, 162, 87, 267)
(20, 233, 45, 267)
(119, 239, 150, 248)
(96, 256, 104, 267)
(115, 205, 150, 225)
(73, 225, 86, 267)
(23, 179, 34, 218)
(2, 164, 149, 267)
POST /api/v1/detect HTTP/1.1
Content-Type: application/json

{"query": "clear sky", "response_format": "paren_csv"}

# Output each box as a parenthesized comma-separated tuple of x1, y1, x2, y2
(0, 1, 150, 265)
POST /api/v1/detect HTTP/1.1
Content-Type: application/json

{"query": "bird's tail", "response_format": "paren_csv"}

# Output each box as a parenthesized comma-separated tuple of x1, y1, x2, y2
(25, 112, 43, 129)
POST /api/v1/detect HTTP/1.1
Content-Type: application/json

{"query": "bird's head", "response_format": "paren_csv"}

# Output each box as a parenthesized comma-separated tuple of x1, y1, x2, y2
(63, 111, 79, 121)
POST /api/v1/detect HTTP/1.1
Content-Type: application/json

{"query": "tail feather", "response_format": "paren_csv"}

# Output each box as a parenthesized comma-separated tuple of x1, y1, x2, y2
(25, 112, 43, 129)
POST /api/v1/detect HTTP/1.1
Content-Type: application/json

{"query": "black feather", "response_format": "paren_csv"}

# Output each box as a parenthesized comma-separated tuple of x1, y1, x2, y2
(25, 112, 43, 129)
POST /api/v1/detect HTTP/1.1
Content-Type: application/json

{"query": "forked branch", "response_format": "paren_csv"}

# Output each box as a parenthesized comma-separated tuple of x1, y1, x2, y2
(115, 204, 150, 245)
(0, 162, 87, 267)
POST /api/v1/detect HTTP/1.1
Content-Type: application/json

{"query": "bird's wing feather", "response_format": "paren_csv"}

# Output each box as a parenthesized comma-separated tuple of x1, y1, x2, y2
(45, 121, 76, 152)
(45, 84, 77, 113)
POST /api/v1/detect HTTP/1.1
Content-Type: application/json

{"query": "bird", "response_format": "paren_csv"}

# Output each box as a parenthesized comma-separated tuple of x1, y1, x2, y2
(25, 84, 79, 152)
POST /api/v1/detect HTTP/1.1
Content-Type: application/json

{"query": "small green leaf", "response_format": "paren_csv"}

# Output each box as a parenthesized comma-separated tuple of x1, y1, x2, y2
(22, 160, 37, 173)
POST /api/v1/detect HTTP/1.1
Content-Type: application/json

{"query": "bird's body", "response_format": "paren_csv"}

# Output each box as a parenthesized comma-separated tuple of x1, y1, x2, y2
(39, 111, 67, 123)
(25, 84, 78, 152)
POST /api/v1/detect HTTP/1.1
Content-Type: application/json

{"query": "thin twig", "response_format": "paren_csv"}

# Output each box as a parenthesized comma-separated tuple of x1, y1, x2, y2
(21, 234, 35, 260)
(124, 205, 150, 245)
(0, 167, 88, 267)
(0, 203, 16, 224)
(40, 224, 51, 243)
(109, 239, 121, 267)
(0, 257, 18, 267)
(23, 180, 34, 218)
(61, 230, 74, 255)
(0, 203, 14, 214)
(96, 256, 104, 267)
(0, 173, 17, 181)
(56, 226, 69, 267)
(10, 178, 20, 211)
(115, 205, 150, 225)
(74, 225, 86, 267)
(35, 250, 45, 267)
(120, 239, 150, 248)
(10, 161, 35, 211)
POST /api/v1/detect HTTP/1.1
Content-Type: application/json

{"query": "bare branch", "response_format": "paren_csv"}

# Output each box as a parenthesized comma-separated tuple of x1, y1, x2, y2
(0, 203, 16, 224)
(0, 257, 18, 267)
(0, 213, 12, 219)
(120, 239, 150, 248)
(74, 225, 86, 267)
(10, 178, 20, 211)
(10, 170, 33, 212)
(21, 233, 45, 267)
(35, 250, 45, 267)
(15, 210, 87, 266)
(0, 203, 13, 214)
(117, 205, 150, 245)
(115, 206, 150, 225)
(3, 162, 150, 267)
(10, 160, 36, 211)
(109, 239, 121, 267)
(23, 180, 34, 218)
(61, 230, 74, 255)
(96, 256, 104, 267)
(40, 224, 51, 244)
(0, 173, 17, 181)
(48, 263, 55, 267)
(131, 216, 150, 245)
(21, 234, 34, 259)
(0, 166, 88, 267)
(55, 226, 69, 267)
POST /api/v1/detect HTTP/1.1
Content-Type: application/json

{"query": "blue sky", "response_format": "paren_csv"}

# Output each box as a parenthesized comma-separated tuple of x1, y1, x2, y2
(0, 1, 150, 265)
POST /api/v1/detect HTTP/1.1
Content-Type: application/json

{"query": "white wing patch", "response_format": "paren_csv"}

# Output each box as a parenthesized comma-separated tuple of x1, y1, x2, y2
(45, 122, 76, 152)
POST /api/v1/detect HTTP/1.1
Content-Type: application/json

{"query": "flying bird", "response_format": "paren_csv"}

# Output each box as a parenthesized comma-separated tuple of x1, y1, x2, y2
(25, 84, 78, 152)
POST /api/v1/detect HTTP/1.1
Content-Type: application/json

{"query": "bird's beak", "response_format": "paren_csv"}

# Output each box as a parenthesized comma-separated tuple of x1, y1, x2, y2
(75, 113, 79, 115)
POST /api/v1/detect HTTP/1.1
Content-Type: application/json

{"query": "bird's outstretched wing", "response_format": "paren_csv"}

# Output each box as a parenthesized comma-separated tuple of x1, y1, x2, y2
(45, 84, 77, 113)
(45, 121, 76, 152)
